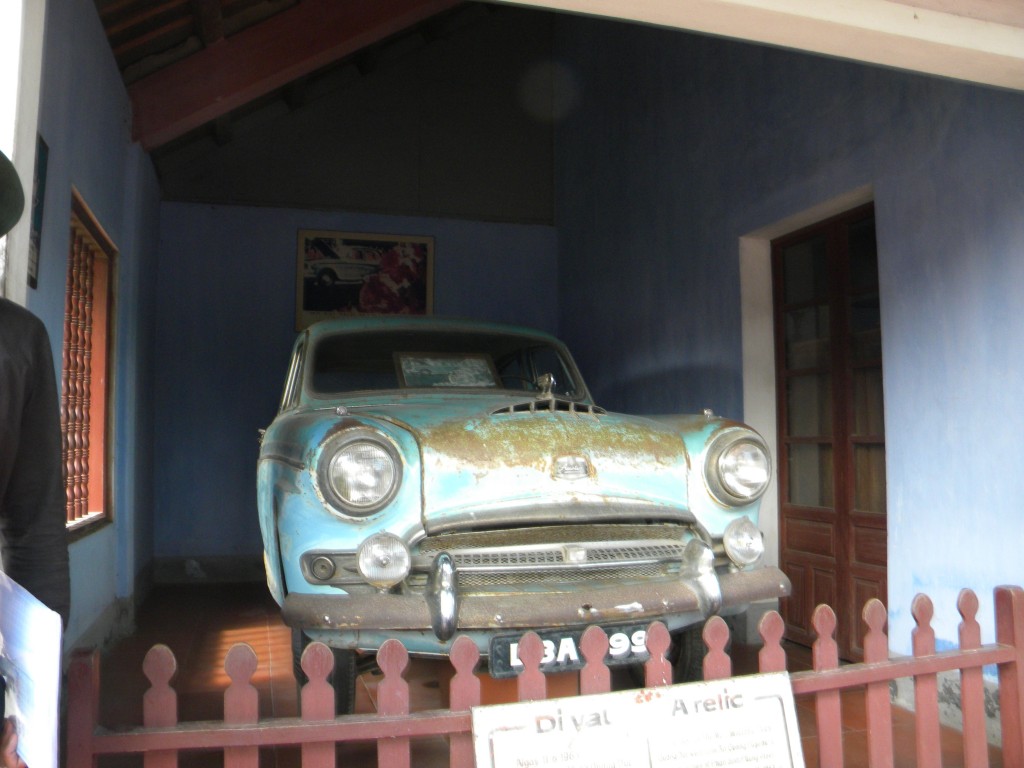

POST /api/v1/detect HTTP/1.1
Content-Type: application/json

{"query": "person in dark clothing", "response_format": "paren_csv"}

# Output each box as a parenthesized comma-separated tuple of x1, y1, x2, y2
(0, 148, 71, 627)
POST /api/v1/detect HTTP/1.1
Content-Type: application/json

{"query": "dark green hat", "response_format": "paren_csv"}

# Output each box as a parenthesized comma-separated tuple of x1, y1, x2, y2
(0, 149, 26, 237)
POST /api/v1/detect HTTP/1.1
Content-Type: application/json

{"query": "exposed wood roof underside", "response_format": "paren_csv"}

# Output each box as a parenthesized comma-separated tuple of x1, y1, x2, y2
(96, 0, 466, 154)
(95, 0, 1024, 158)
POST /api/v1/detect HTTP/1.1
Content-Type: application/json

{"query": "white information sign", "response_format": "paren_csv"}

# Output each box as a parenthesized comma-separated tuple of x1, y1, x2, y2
(0, 570, 63, 768)
(472, 672, 804, 768)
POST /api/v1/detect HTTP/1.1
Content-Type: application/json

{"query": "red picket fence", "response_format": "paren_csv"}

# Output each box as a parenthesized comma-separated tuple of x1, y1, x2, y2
(66, 585, 1024, 767)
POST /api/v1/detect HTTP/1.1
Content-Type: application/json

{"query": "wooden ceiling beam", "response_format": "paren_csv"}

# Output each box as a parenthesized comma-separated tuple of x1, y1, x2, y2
(105, 1, 190, 37)
(112, 17, 193, 62)
(128, 0, 461, 150)
(499, 0, 1024, 92)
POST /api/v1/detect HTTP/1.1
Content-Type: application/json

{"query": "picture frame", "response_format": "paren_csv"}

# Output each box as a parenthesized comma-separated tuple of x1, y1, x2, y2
(295, 230, 434, 330)
(26, 134, 48, 289)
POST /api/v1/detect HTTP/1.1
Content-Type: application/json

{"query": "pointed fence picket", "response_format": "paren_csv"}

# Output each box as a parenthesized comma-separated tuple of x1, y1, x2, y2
(65, 585, 1024, 768)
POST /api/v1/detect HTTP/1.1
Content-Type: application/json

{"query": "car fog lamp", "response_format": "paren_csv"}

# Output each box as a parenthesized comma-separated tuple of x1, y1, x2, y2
(310, 556, 336, 581)
(723, 517, 765, 567)
(719, 440, 770, 500)
(357, 534, 411, 589)
(329, 440, 398, 511)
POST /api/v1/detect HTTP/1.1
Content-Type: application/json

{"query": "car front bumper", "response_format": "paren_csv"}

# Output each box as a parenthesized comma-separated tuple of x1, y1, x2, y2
(282, 543, 791, 652)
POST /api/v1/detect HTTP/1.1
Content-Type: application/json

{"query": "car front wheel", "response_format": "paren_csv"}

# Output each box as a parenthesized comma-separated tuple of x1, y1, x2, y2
(671, 625, 707, 683)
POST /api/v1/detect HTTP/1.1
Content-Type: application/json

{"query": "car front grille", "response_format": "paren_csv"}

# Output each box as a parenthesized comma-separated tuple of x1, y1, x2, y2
(408, 523, 695, 593)
(490, 398, 606, 416)
(418, 523, 690, 550)
(439, 542, 689, 569)
(453, 563, 675, 588)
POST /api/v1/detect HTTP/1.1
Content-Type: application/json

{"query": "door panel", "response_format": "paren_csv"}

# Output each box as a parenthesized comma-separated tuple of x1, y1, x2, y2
(774, 203, 886, 661)
(852, 523, 887, 567)
(785, 517, 835, 557)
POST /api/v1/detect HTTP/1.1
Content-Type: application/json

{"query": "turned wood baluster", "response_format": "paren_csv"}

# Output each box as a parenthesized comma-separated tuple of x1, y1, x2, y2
(643, 621, 672, 688)
(224, 643, 259, 768)
(995, 585, 1024, 768)
(703, 616, 731, 680)
(377, 639, 411, 768)
(79, 250, 93, 521)
(811, 604, 843, 768)
(143, 644, 178, 768)
(863, 598, 894, 768)
(515, 632, 547, 702)
(959, 589, 988, 768)
(70, 242, 86, 521)
(60, 237, 75, 523)
(580, 625, 611, 695)
(911, 594, 941, 768)
(448, 636, 481, 768)
(757, 611, 787, 673)
(300, 642, 335, 768)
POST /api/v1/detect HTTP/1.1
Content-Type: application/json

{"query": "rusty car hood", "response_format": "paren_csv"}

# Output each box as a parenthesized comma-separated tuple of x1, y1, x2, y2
(348, 394, 693, 534)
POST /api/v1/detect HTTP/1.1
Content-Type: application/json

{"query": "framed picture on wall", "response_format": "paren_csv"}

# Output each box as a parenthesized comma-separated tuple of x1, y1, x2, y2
(295, 230, 434, 330)
(26, 134, 48, 289)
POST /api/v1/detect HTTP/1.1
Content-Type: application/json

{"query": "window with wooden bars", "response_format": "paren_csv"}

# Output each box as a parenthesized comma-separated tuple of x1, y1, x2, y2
(62, 189, 116, 532)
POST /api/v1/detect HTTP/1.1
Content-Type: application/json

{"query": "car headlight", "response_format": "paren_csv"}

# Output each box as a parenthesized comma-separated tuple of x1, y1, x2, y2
(723, 517, 765, 567)
(704, 430, 771, 506)
(318, 430, 401, 515)
(358, 533, 411, 589)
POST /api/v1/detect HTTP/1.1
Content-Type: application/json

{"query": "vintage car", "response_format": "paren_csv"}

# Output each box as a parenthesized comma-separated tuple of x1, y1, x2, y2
(257, 316, 790, 710)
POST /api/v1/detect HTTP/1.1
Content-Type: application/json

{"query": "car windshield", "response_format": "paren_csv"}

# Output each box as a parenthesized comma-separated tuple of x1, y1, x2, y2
(309, 329, 583, 397)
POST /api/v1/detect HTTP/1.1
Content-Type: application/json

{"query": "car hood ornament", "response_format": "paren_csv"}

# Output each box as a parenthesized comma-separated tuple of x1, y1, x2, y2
(537, 372, 554, 398)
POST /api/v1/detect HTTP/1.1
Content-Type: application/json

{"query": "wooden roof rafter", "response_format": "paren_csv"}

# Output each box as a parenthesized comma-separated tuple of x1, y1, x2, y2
(127, 0, 461, 151)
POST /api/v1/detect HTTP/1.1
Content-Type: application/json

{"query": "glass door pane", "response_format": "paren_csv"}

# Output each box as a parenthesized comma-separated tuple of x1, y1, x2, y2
(788, 444, 834, 507)
(782, 235, 828, 304)
(787, 374, 832, 437)
(854, 445, 886, 513)
(852, 368, 884, 436)
(785, 306, 830, 368)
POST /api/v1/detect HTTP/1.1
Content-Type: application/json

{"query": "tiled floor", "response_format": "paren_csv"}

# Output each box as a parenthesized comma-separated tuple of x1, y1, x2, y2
(89, 583, 1003, 767)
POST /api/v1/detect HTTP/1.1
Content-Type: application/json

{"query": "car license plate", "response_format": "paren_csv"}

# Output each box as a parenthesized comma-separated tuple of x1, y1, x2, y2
(488, 624, 651, 679)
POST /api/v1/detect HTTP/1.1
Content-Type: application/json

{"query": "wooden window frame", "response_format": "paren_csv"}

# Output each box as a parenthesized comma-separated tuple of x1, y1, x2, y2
(62, 188, 116, 534)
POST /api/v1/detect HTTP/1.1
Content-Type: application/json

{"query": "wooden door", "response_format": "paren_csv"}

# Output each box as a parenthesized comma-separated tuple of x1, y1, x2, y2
(773, 203, 886, 661)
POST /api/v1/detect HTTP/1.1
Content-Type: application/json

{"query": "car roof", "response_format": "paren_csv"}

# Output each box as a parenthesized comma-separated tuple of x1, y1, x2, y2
(304, 315, 564, 344)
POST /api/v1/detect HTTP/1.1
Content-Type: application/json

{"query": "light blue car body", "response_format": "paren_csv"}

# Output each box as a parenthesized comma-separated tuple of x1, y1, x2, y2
(257, 316, 789, 662)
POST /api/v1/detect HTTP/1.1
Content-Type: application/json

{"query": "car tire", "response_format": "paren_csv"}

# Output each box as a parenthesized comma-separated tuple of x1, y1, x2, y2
(291, 629, 357, 714)
(671, 625, 707, 683)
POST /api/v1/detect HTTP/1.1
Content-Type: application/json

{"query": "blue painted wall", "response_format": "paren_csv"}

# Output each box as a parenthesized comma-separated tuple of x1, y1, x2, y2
(553, 17, 1024, 651)
(153, 203, 557, 560)
(30, 0, 161, 648)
